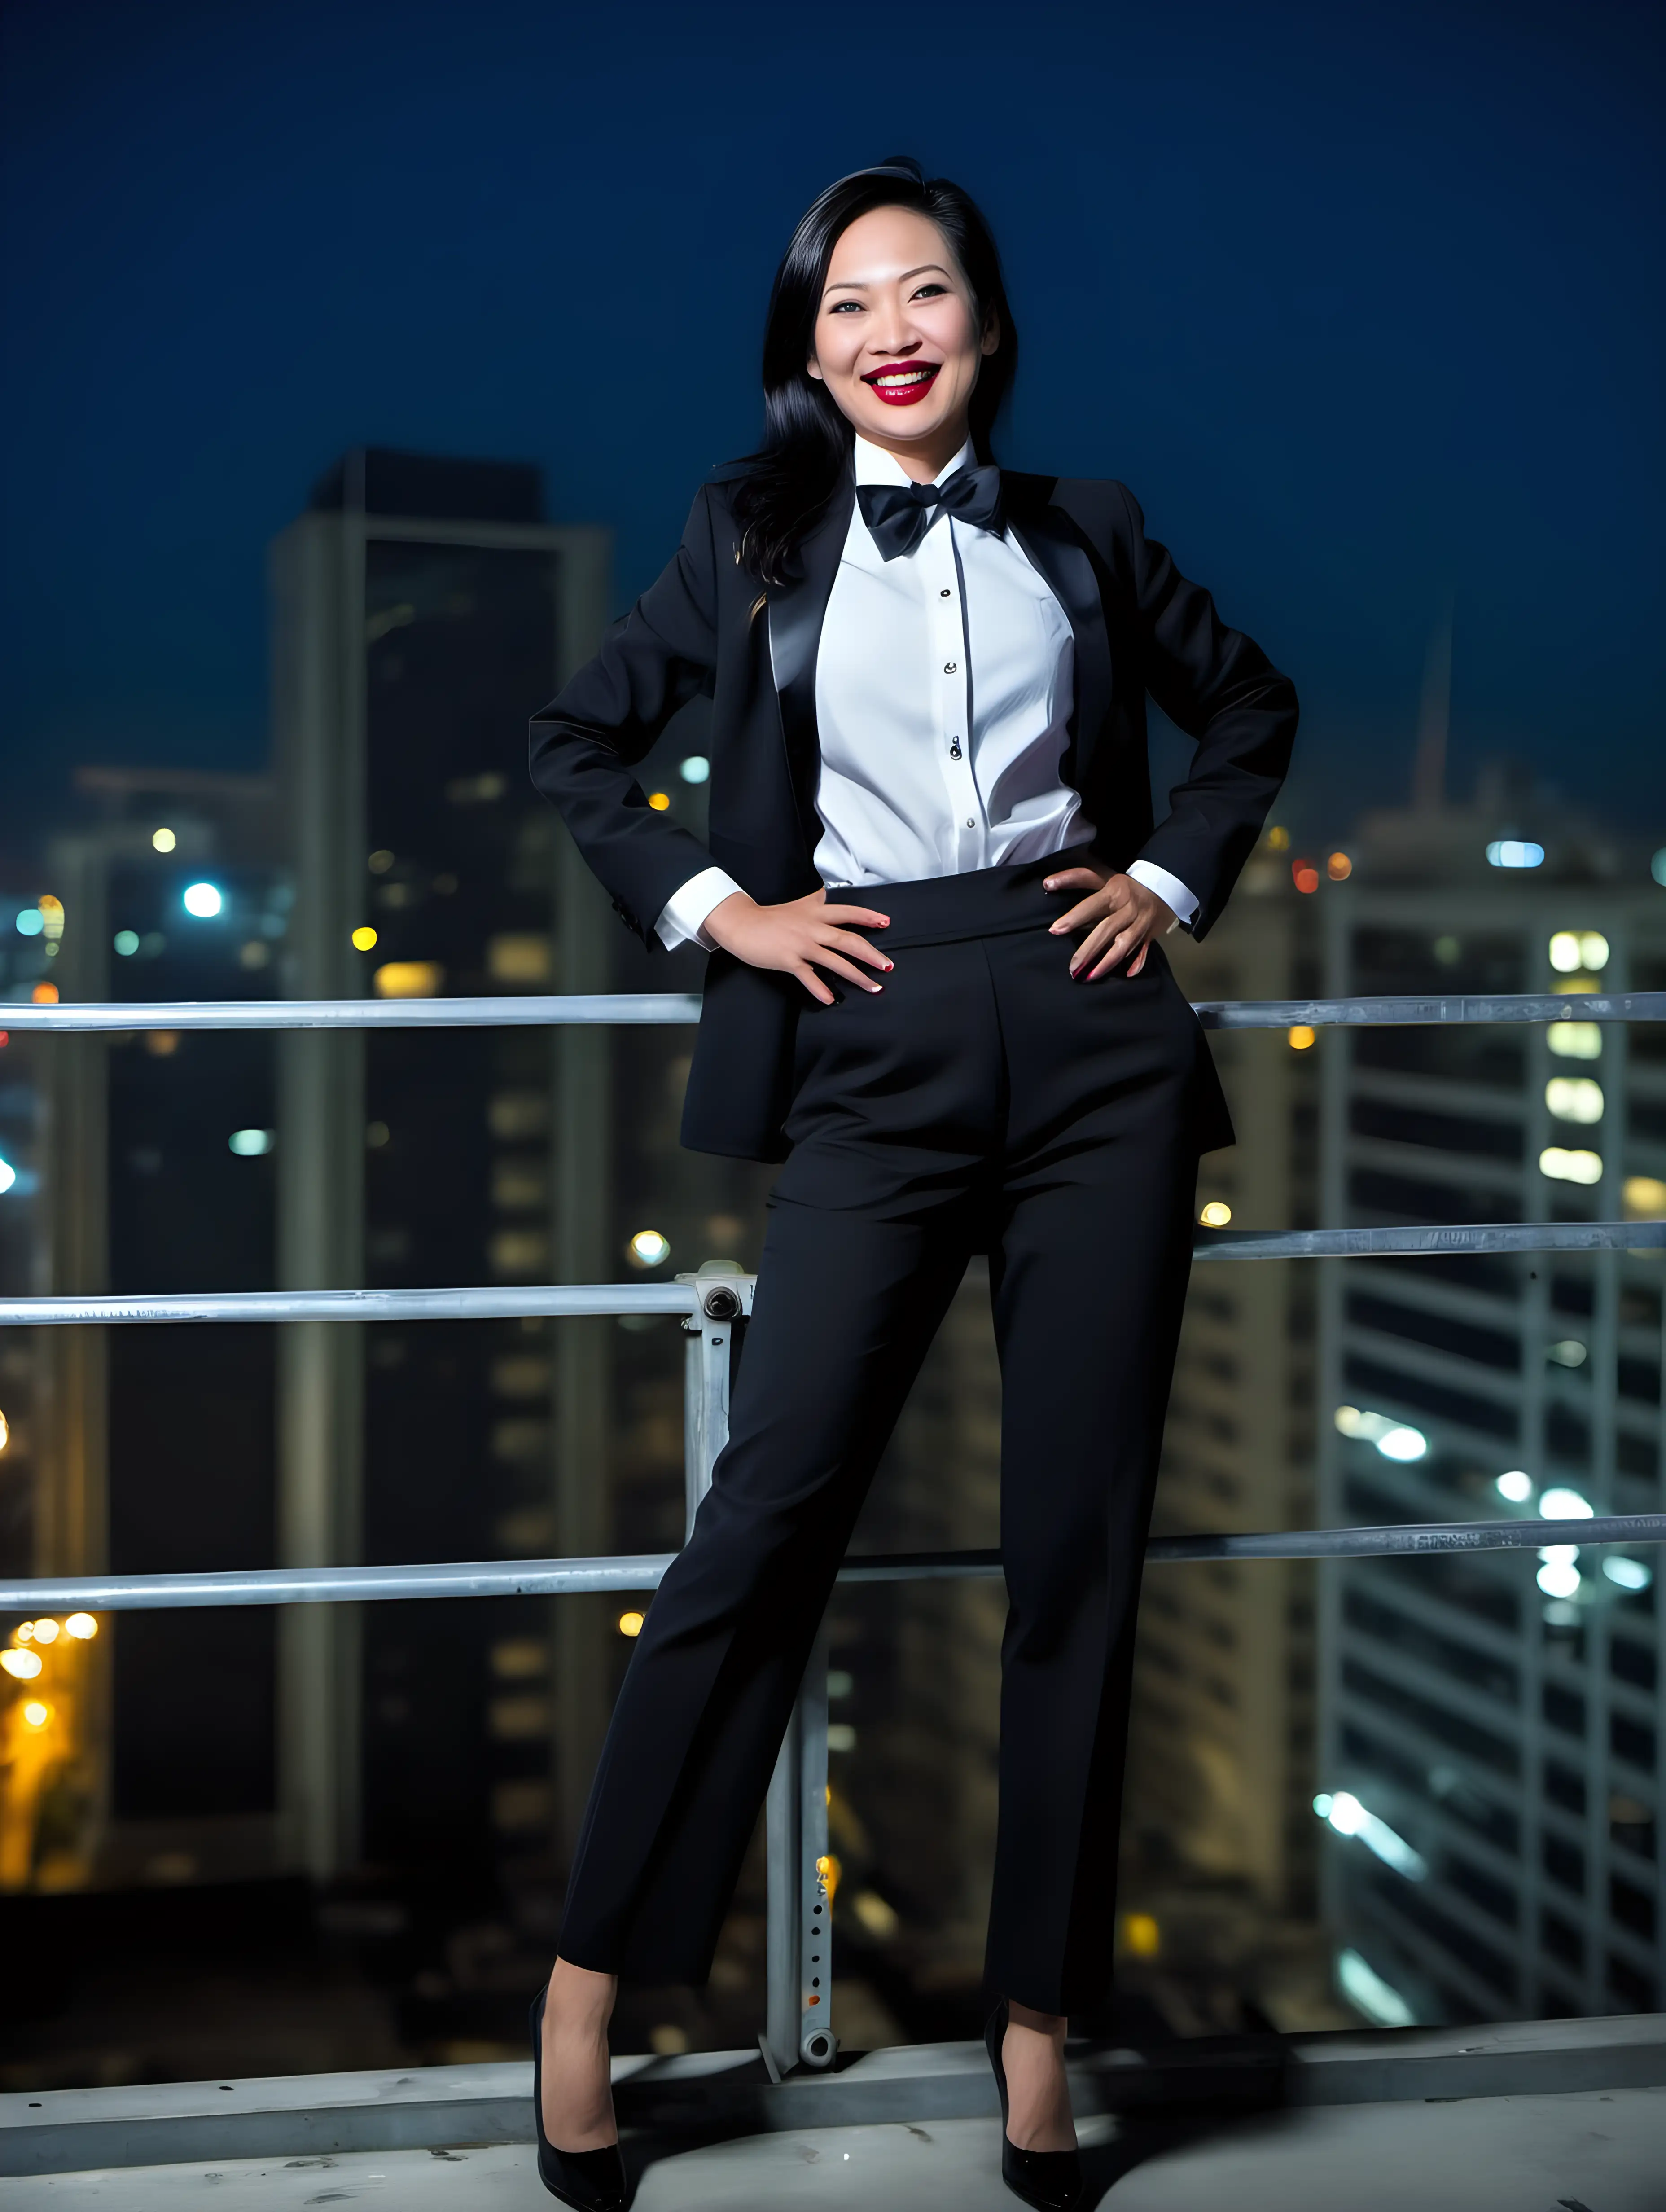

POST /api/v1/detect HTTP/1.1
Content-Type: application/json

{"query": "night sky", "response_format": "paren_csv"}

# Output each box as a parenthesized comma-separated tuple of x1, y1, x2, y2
(1, 0, 1661, 863)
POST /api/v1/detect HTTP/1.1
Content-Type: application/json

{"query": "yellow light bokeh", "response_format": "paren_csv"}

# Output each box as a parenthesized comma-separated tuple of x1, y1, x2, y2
(1, 1648, 44, 1680)
(64, 1613, 98, 1640)
(373, 960, 444, 999)
(0, 1407, 8, 1453)
(1266, 825, 1290, 851)
(29, 1618, 59, 1645)
(1199, 1201, 1232, 1228)
(1623, 1175, 1666, 1221)
(151, 827, 177, 853)
(816, 1851, 841, 1905)
(1122, 1911, 1161, 1957)
(618, 1611, 644, 1638)
(351, 926, 378, 952)
(1326, 851, 1352, 881)
(628, 1229, 671, 1269)
(1288, 1025, 1316, 1050)
(22, 1702, 49, 1729)
(647, 792, 671, 811)
(31, 983, 58, 1005)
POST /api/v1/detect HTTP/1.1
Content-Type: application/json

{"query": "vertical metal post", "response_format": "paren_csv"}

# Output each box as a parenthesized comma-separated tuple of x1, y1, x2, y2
(679, 1259, 749, 1533)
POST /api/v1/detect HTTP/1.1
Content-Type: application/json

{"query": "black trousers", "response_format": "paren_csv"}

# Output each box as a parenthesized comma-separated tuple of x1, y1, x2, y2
(556, 854, 1230, 2014)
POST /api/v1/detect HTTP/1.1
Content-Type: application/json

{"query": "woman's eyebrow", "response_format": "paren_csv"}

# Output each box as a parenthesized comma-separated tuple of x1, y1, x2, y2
(823, 262, 954, 296)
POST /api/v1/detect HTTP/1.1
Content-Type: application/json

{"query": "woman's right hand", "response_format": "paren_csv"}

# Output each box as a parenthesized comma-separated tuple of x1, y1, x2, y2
(703, 888, 893, 1005)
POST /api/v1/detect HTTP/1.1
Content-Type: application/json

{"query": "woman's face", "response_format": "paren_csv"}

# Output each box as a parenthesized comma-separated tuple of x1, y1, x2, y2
(807, 204, 997, 460)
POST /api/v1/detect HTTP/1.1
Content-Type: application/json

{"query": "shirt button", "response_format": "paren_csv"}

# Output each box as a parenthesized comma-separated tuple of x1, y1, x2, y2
(939, 588, 951, 598)
(944, 661, 958, 674)
(966, 817, 976, 828)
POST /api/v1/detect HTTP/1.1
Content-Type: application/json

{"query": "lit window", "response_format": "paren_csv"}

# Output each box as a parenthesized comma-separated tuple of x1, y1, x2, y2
(1547, 1022, 1601, 1060)
(373, 961, 444, 998)
(1539, 1146, 1602, 1186)
(1486, 840, 1544, 869)
(1545, 1076, 1603, 1124)
(1622, 1175, 1666, 1220)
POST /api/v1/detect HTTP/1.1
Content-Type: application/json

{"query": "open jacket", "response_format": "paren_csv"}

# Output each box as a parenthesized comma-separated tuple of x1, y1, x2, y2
(529, 465, 1298, 1162)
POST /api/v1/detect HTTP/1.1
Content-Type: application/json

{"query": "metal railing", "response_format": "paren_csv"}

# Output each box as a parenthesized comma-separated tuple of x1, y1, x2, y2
(2, 988, 1664, 2074)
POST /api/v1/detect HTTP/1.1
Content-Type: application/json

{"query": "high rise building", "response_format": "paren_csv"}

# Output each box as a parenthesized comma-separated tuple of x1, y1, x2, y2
(268, 449, 616, 1903)
(1315, 772, 1664, 2024)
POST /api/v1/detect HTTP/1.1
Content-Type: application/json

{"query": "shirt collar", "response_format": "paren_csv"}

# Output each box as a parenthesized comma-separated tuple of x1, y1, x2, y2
(851, 433, 976, 490)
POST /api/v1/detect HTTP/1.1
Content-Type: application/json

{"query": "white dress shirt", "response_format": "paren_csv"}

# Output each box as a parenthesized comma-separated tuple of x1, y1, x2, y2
(655, 435, 1197, 951)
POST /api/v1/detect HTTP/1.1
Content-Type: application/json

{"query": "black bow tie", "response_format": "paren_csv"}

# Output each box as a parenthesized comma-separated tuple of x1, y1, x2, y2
(856, 462, 1004, 561)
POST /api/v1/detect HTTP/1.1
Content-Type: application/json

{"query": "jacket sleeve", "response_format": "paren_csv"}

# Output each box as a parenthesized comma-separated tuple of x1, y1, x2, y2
(529, 485, 723, 950)
(1116, 483, 1298, 940)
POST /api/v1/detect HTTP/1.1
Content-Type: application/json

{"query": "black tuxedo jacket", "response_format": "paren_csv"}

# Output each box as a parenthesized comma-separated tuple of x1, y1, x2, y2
(530, 467, 1298, 1162)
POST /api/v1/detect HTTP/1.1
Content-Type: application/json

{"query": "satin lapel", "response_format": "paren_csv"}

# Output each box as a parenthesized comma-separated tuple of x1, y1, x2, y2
(766, 474, 853, 861)
(1006, 482, 1113, 793)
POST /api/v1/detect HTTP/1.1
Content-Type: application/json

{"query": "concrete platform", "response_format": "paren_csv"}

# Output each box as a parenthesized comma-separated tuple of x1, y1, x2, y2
(2, 2094, 1663, 2209)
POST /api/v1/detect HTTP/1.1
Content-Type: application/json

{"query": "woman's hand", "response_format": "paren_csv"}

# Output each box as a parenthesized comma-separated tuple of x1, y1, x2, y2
(703, 887, 894, 1005)
(1042, 864, 1178, 980)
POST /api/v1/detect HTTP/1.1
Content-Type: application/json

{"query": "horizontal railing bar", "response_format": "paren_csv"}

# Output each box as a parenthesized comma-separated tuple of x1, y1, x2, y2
(4, 1517, 1660, 1614)
(2, 991, 1661, 1034)
(2, 1220, 1661, 1326)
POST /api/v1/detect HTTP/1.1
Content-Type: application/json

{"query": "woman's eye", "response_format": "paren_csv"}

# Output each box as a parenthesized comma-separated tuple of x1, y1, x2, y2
(827, 300, 861, 314)
(912, 283, 949, 299)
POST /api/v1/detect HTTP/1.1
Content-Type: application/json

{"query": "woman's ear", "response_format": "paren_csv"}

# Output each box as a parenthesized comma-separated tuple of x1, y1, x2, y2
(981, 308, 1001, 360)
(806, 353, 824, 383)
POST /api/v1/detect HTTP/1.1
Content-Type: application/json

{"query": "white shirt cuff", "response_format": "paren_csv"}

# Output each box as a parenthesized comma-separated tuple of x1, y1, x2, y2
(654, 865, 747, 952)
(1127, 859, 1199, 930)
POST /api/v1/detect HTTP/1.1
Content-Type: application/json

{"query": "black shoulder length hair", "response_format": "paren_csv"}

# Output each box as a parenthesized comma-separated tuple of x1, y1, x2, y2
(731, 156, 1018, 584)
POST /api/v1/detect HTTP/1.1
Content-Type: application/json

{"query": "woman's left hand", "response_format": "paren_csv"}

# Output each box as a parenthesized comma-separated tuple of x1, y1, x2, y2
(1041, 864, 1179, 980)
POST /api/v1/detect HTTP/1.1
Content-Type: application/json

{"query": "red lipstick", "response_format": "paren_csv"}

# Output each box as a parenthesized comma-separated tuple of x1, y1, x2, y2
(860, 361, 941, 407)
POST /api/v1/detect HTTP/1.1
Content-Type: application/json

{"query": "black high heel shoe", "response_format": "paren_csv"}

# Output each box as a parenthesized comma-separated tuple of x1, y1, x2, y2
(983, 1996, 1084, 2211)
(529, 1985, 629, 2211)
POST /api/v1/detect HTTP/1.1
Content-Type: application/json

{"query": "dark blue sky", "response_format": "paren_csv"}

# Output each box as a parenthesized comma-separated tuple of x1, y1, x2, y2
(1, 0, 1661, 858)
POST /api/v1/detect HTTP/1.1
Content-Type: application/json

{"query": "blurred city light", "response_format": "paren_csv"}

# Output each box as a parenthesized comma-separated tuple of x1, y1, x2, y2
(1495, 1470, 1534, 1502)
(228, 1129, 275, 1156)
(351, 926, 378, 951)
(152, 827, 177, 853)
(1335, 1406, 1427, 1461)
(1536, 1548, 1582, 1599)
(1292, 859, 1319, 893)
(678, 755, 710, 784)
(1545, 1076, 1603, 1124)
(1540, 1487, 1594, 1520)
(30, 1618, 60, 1644)
(851, 1890, 900, 1939)
(1539, 1146, 1602, 1185)
(618, 1611, 644, 1637)
(1652, 848, 1666, 887)
(1287, 1025, 1316, 1049)
(64, 1613, 99, 1639)
(0, 1157, 16, 1197)
(38, 896, 64, 942)
(628, 1229, 671, 1268)
(1548, 931, 1582, 972)
(31, 983, 57, 1004)
(1577, 931, 1609, 969)
(113, 930, 140, 956)
(1198, 1201, 1232, 1226)
(1, 1648, 43, 1680)
(373, 961, 443, 998)
(1265, 825, 1289, 851)
(0, 1407, 8, 1452)
(22, 1702, 49, 1729)
(1122, 1912, 1161, 1957)
(647, 792, 672, 812)
(1623, 1175, 1666, 1219)
(1547, 1022, 1601, 1060)
(368, 849, 395, 873)
(1326, 851, 1352, 881)
(1546, 1339, 1587, 1369)
(1337, 1947, 1416, 2029)
(1602, 1556, 1653, 1592)
(183, 882, 223, 918)
(1486, 840, 1544, 868)
(1313, 1791, 1427, 1880)
(14, 908, 44, 937)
